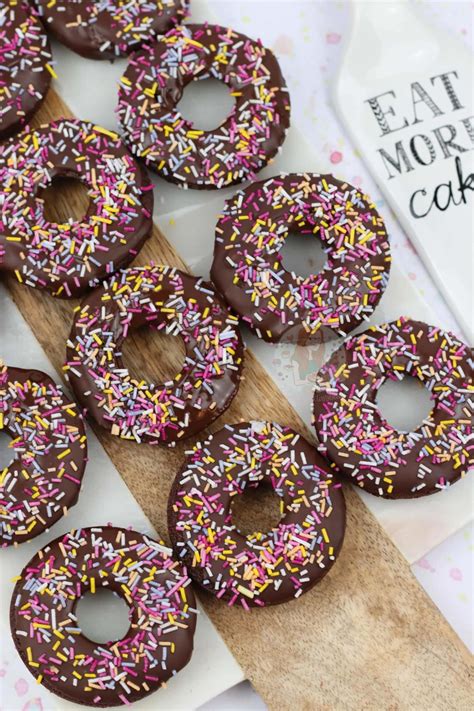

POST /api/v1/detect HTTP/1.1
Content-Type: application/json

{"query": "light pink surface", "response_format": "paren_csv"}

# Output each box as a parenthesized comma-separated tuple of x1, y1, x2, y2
(0, 3, 471, 710)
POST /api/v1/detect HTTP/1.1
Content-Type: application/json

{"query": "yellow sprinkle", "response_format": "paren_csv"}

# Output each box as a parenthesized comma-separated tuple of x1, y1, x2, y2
(57, 448, 71, 460)
(92, 125, 119, 141)
(45, 63, 58, 79)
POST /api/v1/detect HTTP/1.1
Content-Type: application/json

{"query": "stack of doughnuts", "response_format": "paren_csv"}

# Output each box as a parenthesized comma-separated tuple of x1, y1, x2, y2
(1, 0, 472, 707)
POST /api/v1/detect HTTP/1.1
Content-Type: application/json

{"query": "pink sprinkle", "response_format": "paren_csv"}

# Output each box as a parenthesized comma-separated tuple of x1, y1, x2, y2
(330, 150, 343, 164)
(15, 678, 29, 697)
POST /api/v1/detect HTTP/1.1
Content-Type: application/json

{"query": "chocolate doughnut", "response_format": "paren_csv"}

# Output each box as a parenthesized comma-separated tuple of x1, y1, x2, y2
(0, 364, 87, 547)
(35, 0, 188, 60)
(117, 24, 291, 189)
(10, 526, 197, 706)
(0, 119, 153, 297)
(168, 421, 346, 608)
(0, 1, 52, 139)
(211, 173, 391, 344)
(65, 265, 245, 446)
(313, 318, 474, 499)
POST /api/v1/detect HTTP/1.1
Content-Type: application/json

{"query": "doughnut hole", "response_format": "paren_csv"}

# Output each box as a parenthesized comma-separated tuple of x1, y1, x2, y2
(376, 374, 434, 432)
(39, 175, 91, 224)
(232, 482, 282, 537)
(0, 430, 15, 470)
(76, 588, 131, 644)
(121, 326, 187, 388)
(176, 77, 236, 131)
(280, 231, 328, 279)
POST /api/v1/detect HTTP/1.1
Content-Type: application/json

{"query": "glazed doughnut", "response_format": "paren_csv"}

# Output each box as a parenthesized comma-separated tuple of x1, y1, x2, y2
(0, 364, 87, 547)
(168, 421, 346, 608)
(10, 526, 197, 706)
(65, 265, 245, 446)
(313, 318, 474, 499)
(0, 119, 153, 298)
(117, 24, 291, 189)
(0, 1, 52, 139)
(35, 0, 188, 60)
(211, 173, 391, 344)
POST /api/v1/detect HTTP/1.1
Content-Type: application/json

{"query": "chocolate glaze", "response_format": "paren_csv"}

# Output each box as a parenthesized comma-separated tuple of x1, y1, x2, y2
(0, 1, 52, 139)
(0, 365, 87, 547)
(65, 265, 245, 446)
(10, 526, 197, 706)
(0, 119, 153, 298)
(117, 24, 291, 190)
(313, 318, 474, 499)
(212, 173, 392, 344)
(168, 421, 346, 608)
(35, 0, 189, 60)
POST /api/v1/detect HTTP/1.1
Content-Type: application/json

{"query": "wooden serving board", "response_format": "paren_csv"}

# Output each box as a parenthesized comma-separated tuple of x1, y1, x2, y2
(3, 88, 472, 711)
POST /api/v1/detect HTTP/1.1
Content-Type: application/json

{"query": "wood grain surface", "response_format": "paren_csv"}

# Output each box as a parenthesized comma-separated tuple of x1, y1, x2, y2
(3, 88, 472, 711)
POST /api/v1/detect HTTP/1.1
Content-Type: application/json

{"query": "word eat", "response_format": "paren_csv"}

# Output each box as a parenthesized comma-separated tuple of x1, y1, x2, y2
(365, 71, 473, 180)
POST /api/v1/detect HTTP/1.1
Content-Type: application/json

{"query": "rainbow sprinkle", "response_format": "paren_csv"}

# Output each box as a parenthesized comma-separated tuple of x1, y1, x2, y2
(117, 23, 291, 189)
(65, 264, 245, 446)
(10, 526, 197, 706)
(313, 318, 474, 498)
(0, 363, 87, 547)
(212, 173, 392, 343)
(169, 421, 346, 608)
